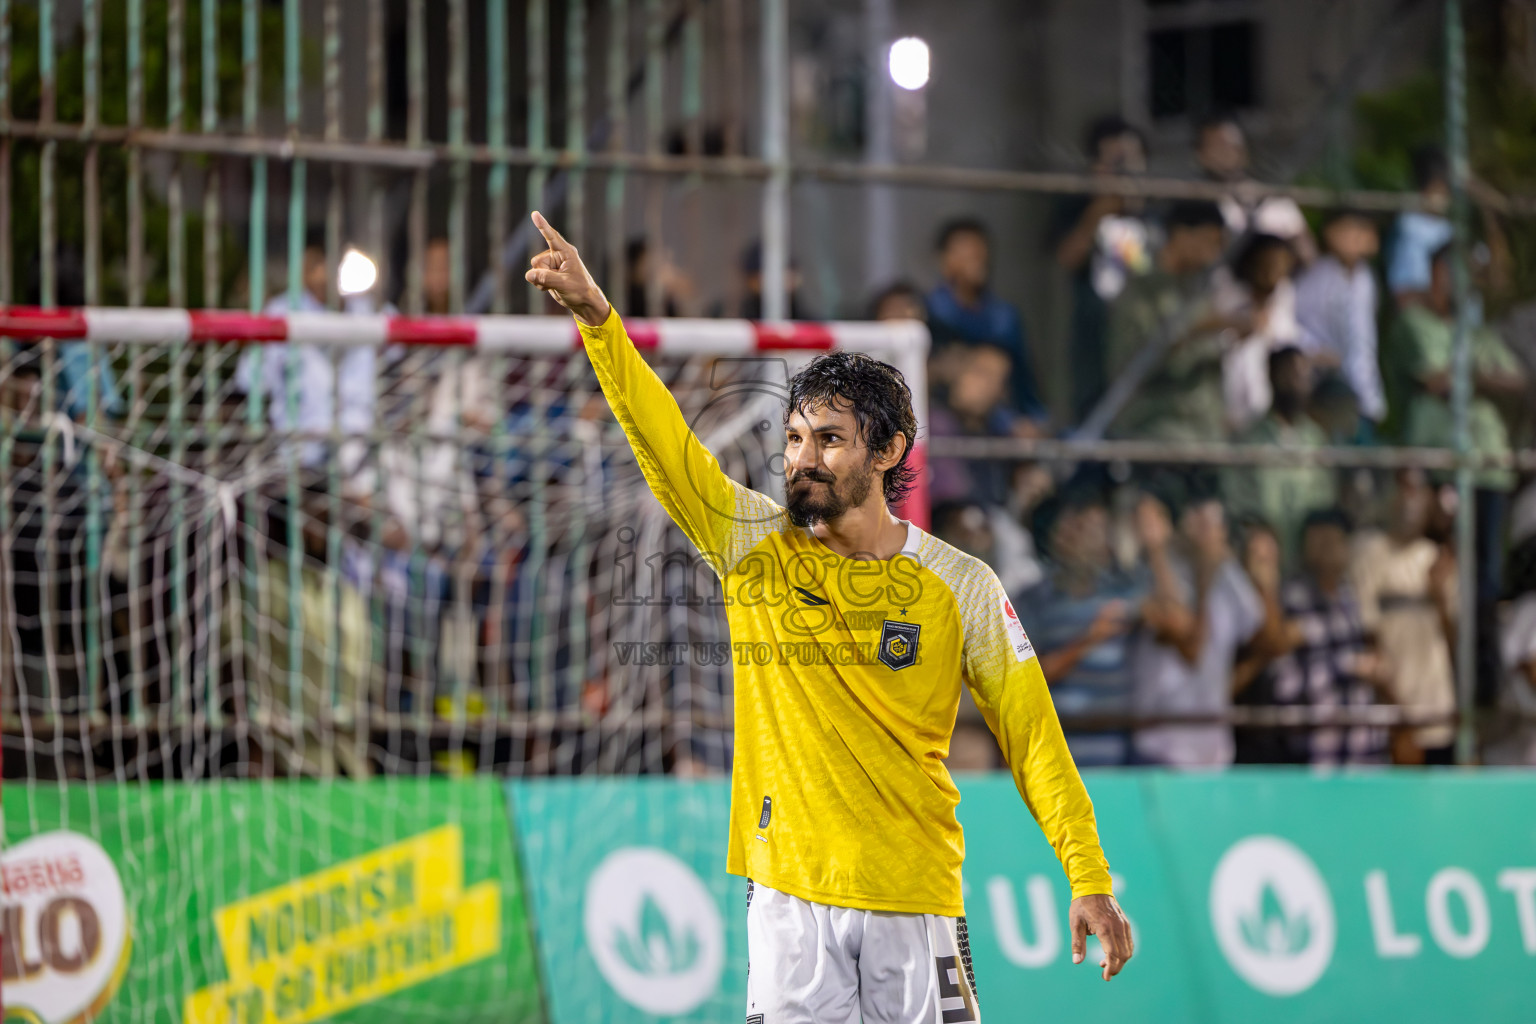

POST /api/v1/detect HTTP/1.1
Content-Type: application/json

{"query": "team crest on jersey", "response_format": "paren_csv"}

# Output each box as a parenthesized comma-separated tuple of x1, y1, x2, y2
(878, 619, 921, 671)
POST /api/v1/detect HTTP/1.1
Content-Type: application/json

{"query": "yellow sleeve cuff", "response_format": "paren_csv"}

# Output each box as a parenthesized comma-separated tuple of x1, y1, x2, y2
(1071, 879, 1116, 901)
(575, 304, 620, 339)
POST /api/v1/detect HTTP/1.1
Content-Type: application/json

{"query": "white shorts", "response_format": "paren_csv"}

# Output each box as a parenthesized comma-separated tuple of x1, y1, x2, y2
(745, 880, 981, 1024)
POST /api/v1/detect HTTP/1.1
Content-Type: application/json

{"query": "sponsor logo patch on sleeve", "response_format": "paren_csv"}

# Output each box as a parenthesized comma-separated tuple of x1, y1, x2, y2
(1001, 596, 1036, 663)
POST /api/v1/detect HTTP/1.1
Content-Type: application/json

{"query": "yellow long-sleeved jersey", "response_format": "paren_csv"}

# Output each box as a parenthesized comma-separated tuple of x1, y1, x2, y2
(580, 308, 1112, 916)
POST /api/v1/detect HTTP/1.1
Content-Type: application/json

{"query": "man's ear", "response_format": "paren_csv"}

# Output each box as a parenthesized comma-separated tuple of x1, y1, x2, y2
(873, 432, 909, 474)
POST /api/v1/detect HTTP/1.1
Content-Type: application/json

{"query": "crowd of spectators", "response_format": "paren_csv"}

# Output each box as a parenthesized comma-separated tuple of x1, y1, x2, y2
(8, 110, 1536, 778)
(914, 115, 1536, 769)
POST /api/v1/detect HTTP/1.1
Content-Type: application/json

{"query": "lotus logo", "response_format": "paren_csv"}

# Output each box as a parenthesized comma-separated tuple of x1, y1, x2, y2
(1210, 836, 1335, 996)
(612, 892, 701, 975)
(583, 847, 724, 1015)
(1240, 882, 1311, 957)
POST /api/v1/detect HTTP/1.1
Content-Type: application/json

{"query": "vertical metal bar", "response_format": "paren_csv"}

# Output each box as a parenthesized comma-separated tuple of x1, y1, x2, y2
(606, 0, 628, 315)
(642, 0, 662, 317)
(128, 0, 144, 306)
(38, 0, 59, 736)
(721, 0, 743, 155)
(168, 0, 186, 306)
(566, 0, 587, 249)
(202, 0, 220, 308)
(406, 0, 425, 314)
(284, 0, 306, 752)
(526, 0, 549, 313)
(1445, 0, 1478, 766)
(167, 0, 191, 733)
(682, 1, 703, 157)
(324, 0, 342, 311)
(487, 0, 509, 313)
(84, 0, 100, 304)
(242, 0, 266, 747)
(760, 0, 790, 320)
(82, 0, 103, 730)
(0, 0, 10, 737)
(863, 0, 895, 292)
(366, 0, 384, 293)
(201, 0, 221, 731)
(245, 0, 264, 318)
(446, 0, 471, 757)
(679, 0, 702, 319)
(449, 0, 468, 312)
(39, 0, 55, 308)
(0, 0, 10, 308)
(124, 0, 147, 728)
(365, 0, 387, 764)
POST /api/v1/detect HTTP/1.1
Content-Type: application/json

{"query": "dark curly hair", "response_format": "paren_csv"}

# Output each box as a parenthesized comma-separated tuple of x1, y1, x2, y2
(784, 351, 919, 506)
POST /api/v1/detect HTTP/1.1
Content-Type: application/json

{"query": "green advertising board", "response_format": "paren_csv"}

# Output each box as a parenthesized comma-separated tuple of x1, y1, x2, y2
(506, 778, 745, 1024)
(3, 778, 543, 1024)
(508, 772, 1536, 1024)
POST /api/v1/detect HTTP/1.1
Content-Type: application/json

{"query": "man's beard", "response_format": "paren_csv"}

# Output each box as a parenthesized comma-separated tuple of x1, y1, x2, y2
(785, 462, 874, 527)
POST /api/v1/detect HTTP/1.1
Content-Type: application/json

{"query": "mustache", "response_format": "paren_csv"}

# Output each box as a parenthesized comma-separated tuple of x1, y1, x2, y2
(788, 469, 835, 485)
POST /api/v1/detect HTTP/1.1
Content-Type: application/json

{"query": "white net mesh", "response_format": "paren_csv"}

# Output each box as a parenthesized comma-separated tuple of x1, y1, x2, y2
(2, 321, 926, 782)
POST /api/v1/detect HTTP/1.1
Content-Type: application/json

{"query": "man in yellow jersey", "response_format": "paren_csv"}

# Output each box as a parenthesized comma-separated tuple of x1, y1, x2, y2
(525, 211, 1132, 1021)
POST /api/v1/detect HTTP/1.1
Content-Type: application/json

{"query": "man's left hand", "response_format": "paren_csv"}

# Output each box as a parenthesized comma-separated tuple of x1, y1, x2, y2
(1069, 893, 1134, 981)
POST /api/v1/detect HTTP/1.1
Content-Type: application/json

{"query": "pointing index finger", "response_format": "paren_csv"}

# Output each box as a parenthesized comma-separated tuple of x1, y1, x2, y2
(531, 211, 571, 252)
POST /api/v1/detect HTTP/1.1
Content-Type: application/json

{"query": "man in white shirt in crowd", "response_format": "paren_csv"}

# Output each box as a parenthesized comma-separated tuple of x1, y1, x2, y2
(1295, 209, 1387, 431)
(235, 235, 380, 474)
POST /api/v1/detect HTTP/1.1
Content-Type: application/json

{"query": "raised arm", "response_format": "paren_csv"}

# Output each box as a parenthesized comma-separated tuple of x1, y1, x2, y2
(526, 212, 781, 572)
(960, 567, 1133, 980)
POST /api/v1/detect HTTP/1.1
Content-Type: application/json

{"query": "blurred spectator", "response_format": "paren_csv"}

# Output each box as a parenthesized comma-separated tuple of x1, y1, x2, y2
(1352, 468, 1458, 764)
(927, 346, 1052, 596)
(1295, 209, 1386, 428)
(423, 236, 453, 314)
(626, 238, 699, 317)
(1393, 245, 1526, 486)
(1391, 242, 1526, 696)
(933, 499, 1043, 602)
(926, 218, 1046, 420)
(1229, 519, 1295, 759)
(1131, 490, 1264, 767)
(23, 245, 124, 421)
(1222, 347, 1337, 573)
(1106, 200, 1234, 441)
(235, 235, 379, 473)
(240, 491, 372, 778)
(1016, 485, 1148, 766)
(928, 344, 1034, 508)
(1386, 145, 1513, 311)
(1195, 113, 1316, 262)
(1238, 510, 1390, 765)
(869, 281, 927, 323)
(1488, 484, 1536, 764)
(1052, 115, 1157, 417)
(1386, 146, 1452, 309)
(1216, 233, 1300, 431)
(739, 241, 808, 320)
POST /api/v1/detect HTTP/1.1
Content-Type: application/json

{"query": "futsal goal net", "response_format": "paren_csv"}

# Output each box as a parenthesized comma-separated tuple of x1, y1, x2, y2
(1, 307, 930, 785)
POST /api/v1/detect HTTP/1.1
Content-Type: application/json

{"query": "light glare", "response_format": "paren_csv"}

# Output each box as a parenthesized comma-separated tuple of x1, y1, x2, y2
(337, 248, 378, 296)
(888, 37, 930, 91)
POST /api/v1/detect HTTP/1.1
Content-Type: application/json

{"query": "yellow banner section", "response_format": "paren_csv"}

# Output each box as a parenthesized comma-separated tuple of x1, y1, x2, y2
(183, 826, 501, 1024)
(213, 825, 465, 973)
